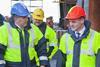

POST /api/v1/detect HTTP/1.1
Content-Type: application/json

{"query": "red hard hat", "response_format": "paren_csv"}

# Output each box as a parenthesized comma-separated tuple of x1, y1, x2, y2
(65, 5, 86, 20)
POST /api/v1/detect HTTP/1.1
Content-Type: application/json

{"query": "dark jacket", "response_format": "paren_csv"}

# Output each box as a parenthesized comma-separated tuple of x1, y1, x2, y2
(0, 14, 5, 26)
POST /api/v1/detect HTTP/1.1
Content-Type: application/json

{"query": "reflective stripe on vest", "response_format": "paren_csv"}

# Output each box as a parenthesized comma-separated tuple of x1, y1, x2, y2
(49, 43, 57, 46)
(29, 27, 35, 48)
(7, 23, 34, 49)
(66, 30, 95, 56)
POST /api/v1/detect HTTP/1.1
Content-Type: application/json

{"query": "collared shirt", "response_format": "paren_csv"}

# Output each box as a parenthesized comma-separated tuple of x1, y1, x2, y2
(75, 26, 85, 38)
(15, 22, 24, 30)
(15, 23, 21, 28)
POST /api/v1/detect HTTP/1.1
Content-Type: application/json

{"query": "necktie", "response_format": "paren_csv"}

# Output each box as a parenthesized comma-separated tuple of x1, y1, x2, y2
(76, 32, 80, 38)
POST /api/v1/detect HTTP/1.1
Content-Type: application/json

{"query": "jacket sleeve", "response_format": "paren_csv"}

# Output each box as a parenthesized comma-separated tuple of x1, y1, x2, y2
(0, 44, 6, 67)
(0, 24, 7, 66)
(95, 32, 100, 67)
(59, 33, 67, 54)
(33, 24, 48, 66)
(0, 44, 7, 60)
(46, 26, 58, 59)
(56, 49, 66, 67)
(56, 33, 67, 67)
(35, 37, 48, 66)
(96, 49, 100, 67)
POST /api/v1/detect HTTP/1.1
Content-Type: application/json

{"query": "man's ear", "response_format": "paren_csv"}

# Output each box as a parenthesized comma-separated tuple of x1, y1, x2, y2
(80, 18, 85, 24)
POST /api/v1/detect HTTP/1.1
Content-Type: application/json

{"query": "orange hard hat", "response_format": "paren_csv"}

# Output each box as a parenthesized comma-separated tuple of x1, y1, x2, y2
(65, 5, 86, 20)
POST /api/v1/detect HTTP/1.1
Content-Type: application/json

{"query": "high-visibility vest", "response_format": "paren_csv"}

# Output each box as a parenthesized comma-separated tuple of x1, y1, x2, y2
(35, 25, 58, 66)
(45, 25, 58, 59)
(0, 23, 42, 62)
(59, 29, 100, 67)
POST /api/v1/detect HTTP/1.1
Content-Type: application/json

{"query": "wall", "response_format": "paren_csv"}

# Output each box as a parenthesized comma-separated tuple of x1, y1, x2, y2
(0, 0, 11, 16)
(0, 0, 60, 23)
(89, 0, 100, 32)
(43, 0, 60, 23)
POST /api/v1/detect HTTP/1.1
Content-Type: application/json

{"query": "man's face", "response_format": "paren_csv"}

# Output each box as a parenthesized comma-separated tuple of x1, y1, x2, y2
(68, 18, 84, 32)
(14, 16, 28, 28)
(46, 19, 53, 27)
(33, 19, 42, 26)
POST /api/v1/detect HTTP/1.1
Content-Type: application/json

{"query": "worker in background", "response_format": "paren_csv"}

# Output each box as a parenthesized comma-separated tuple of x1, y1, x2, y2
(58, 18, 69, 30)
(57, 5, 100, 67)
(46, 16, 54, 29)
(0, 3, 48, 67)
(32, 8, 58, 67)
(5, 16, 10, 22)
(0, 14, 5, 26)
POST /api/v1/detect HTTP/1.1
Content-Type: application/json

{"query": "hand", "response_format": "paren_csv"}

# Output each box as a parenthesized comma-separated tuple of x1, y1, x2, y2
(40, 65, 45, 67)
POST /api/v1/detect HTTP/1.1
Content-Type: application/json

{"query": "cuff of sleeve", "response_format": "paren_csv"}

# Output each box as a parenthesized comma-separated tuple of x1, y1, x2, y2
(39, 56, 48, 66)
(0, 60, 6, 64)
(39, 56, 48, 61)
(40, 60, 49, 66)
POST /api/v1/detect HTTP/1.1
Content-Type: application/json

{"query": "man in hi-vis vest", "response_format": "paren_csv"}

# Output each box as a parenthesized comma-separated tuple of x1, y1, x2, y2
(0, 3, 48, 67)
(57, 5, 100, 67)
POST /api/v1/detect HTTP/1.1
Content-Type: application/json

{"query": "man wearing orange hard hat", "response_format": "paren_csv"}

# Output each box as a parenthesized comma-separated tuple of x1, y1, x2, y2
(57, 5, 100, 67)
(65, 5, 86, 20)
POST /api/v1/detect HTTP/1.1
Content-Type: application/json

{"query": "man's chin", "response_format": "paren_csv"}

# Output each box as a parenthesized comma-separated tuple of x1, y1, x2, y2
(21, 24, 27, 28)
(70, 28, 75, 31)
(35, 23, 40, 26)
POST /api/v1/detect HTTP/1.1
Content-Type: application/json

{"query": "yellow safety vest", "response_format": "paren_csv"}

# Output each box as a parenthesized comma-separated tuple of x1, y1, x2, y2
(0, 23, 43, 62)
(59, 29, 100, 67)
(45, 25, 58, 59)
